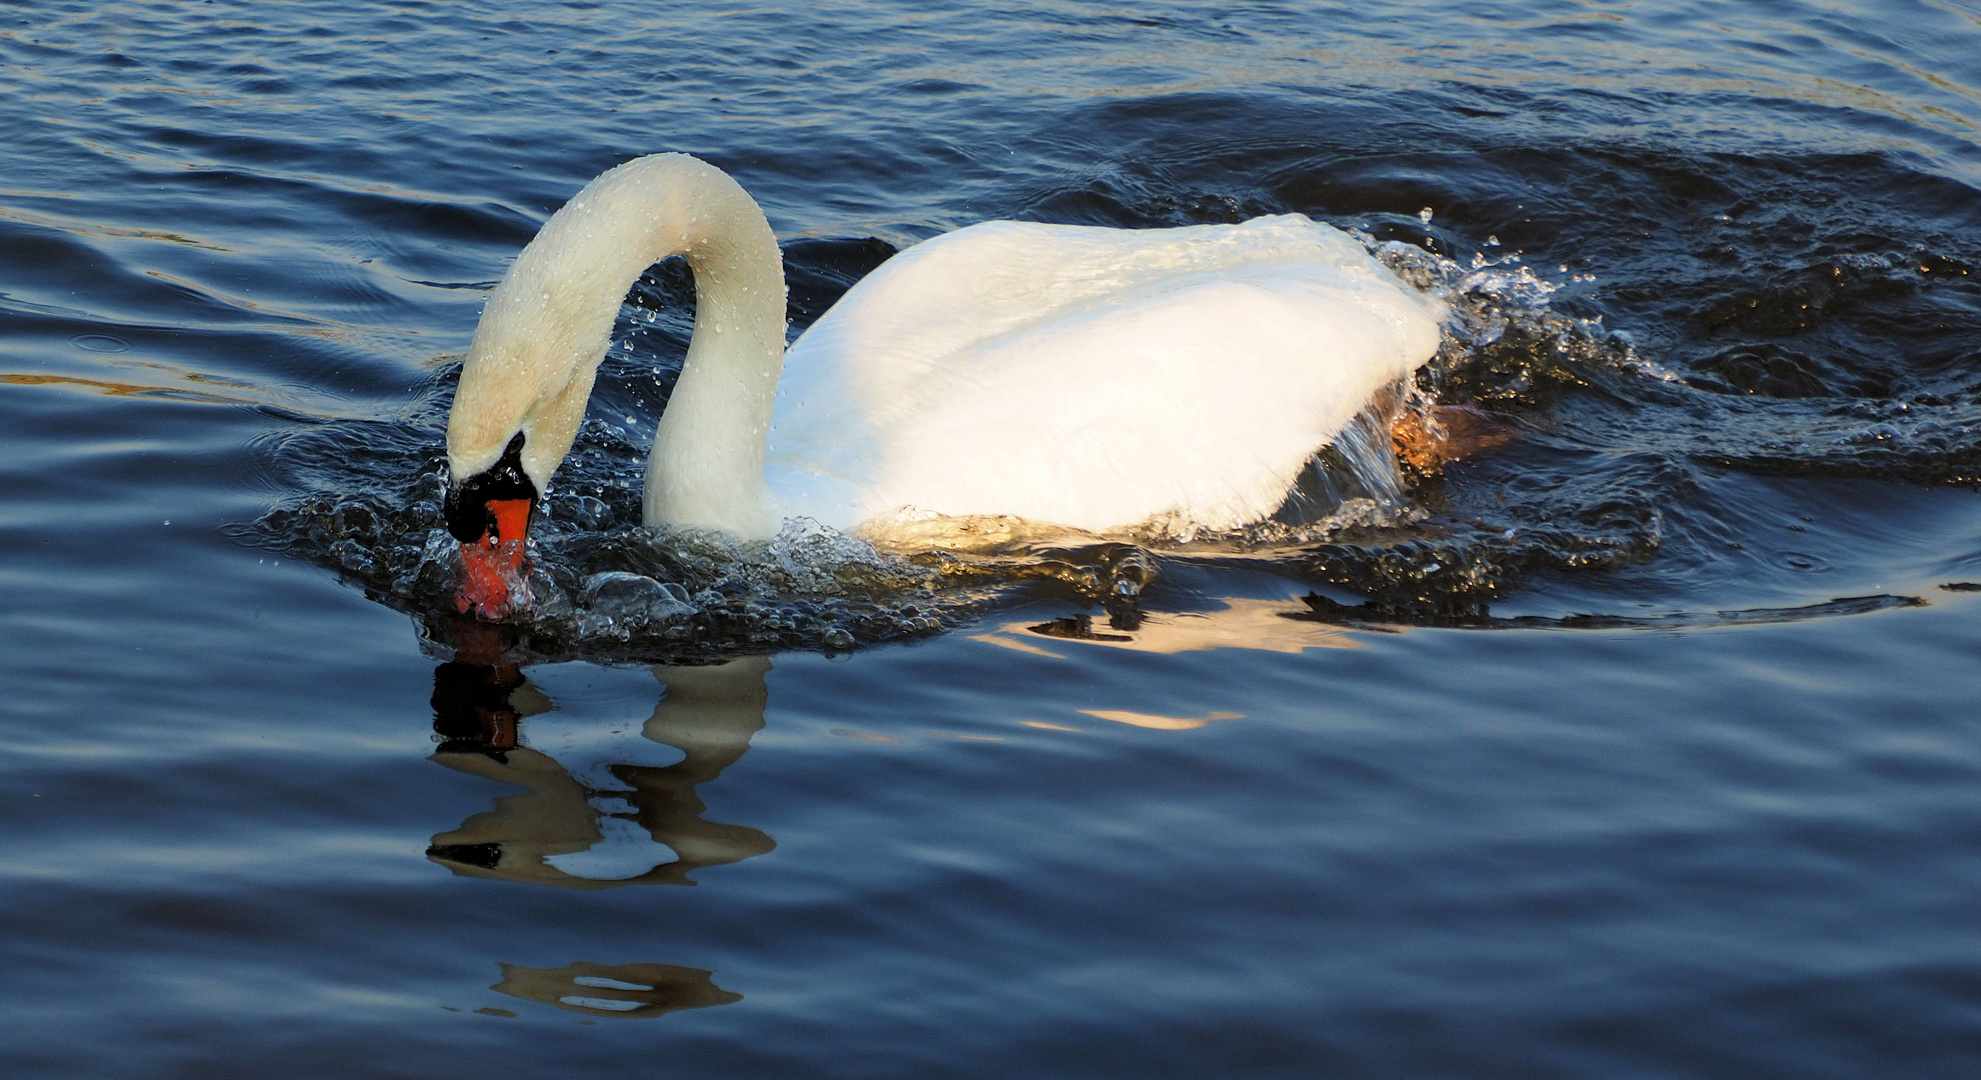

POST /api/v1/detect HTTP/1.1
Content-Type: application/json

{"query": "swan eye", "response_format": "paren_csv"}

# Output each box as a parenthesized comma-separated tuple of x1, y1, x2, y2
(446, 432, 537, 543)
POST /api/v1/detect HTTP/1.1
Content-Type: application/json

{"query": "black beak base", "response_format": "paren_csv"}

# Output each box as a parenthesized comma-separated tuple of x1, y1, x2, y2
(445, 432, 538, 543)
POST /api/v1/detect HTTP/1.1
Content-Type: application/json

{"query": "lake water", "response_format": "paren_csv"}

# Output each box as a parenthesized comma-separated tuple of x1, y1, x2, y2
(6, 0, 1981, 1075)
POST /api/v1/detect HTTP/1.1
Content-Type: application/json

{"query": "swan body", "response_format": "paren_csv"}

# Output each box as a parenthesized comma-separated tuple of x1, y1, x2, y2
(446, 154, 1444, 544)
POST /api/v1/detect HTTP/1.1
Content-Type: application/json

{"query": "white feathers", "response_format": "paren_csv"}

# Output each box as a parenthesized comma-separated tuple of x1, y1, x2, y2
(448, 154, 1445, 540)
(769, 216, 1443, 532)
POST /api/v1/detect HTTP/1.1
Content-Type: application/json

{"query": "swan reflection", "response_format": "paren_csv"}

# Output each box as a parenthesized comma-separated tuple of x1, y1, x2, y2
(490, 960, 740, 1019)
(972, 596, 1363, 657)
(425, 630, 773, 889)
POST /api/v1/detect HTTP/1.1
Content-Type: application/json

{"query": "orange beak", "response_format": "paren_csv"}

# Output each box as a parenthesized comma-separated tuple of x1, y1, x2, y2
(455, 497, 533, 619)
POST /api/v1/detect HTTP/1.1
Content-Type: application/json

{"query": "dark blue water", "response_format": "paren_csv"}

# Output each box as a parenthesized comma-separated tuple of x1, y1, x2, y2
(6, 0, 1981, 1075)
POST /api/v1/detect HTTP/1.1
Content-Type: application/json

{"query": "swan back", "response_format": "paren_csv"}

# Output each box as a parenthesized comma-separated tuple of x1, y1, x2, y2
(768, 216, 1443, 532)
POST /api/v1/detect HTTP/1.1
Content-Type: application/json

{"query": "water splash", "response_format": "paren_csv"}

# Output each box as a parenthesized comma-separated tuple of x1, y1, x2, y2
(241, 196, 1979, 655)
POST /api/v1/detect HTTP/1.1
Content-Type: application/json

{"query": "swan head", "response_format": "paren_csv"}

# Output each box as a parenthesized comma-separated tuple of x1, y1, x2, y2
(444, 247, 613, 617)
(445, 430, 538, 619)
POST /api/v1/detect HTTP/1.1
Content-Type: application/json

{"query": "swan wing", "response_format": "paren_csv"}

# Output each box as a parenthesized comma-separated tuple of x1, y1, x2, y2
(768, 216, 1443, 531)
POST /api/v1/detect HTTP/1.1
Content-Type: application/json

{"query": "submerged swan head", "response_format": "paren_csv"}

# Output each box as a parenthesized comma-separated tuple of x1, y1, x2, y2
(442, 153, 1445, 618)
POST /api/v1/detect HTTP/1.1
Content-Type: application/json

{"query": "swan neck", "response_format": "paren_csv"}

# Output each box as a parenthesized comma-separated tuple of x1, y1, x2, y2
(641, 164, 786, 536)
(448, 153, 785, 537)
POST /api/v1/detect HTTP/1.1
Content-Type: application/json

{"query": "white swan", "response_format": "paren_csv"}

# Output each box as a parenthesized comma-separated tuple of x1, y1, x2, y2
(442, 153, 1444, 568)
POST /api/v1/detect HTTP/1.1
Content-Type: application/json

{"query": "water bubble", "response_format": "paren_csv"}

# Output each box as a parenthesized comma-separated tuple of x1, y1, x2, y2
(580, 571, 698, 627)
(331, 539, 377, 576)
(68, 334, 130, 353)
